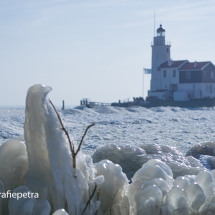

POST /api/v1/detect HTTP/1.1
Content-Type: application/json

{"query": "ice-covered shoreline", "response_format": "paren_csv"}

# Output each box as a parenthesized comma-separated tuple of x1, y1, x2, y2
(2, 104, 215, 156)
(2, 85, 215, 214)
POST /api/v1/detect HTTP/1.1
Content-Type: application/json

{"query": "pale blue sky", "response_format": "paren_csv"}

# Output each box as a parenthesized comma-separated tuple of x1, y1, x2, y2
(1, 0, 215, 106)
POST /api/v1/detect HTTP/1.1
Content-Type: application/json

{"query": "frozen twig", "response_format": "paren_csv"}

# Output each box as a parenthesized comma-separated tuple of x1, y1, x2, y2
(82, 183, 97, 214)
(49, 99, 95, 169)
(49, 99, 75, 151)
(75, 123, 95, 156)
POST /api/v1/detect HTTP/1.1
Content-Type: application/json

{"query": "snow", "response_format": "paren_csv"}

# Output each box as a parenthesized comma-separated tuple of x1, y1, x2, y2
(2, 84, 215, 214)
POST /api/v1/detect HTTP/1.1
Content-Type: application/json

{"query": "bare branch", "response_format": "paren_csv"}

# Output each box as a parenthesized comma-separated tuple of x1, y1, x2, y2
(49, 99, 75, 155)
(75, 123, 95, 156)
(82, 183, 97, 215)
(49, 99, 95, 169)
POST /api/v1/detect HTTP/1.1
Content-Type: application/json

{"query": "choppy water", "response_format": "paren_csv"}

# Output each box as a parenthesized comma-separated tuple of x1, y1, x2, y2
(1, 105, 215, 156)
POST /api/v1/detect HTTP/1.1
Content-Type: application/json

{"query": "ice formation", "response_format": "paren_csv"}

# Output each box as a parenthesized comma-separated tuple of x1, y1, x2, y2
(93, 143, 205, 179)
(2, 84, 215, 214)
(52, 209, 69, 215)
(24, 84, 85, 214)
(94, 160, 129, 215)
(93, 143, 215, 214)
(186, 142, 215, 169)
(93, 143, 146, 180)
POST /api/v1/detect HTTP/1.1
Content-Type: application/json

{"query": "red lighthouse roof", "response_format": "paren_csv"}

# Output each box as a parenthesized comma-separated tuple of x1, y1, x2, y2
(179, 61, 210, 70)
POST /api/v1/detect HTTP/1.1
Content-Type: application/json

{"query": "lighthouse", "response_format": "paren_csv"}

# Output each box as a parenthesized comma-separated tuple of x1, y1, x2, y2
(146, 24, 215, 102)
(150, 25, 171, 91)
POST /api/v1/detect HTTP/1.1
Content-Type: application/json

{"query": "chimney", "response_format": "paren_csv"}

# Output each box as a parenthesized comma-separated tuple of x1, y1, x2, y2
(194, 61, 197, 68)
(168, 59, 173, 66)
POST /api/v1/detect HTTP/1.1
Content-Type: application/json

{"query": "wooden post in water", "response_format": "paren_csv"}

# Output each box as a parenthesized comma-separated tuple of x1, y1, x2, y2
(62, 100, 65, 110)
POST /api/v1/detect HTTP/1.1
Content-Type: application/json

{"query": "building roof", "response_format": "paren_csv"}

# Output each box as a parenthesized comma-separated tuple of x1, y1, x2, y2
(159, 60, 187, 68)
(159, 60, 212, 70)
(179, 61, 210, 70)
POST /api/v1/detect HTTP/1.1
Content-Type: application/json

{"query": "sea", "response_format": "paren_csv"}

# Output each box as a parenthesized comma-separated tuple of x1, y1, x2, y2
(1, 105, 215, 156)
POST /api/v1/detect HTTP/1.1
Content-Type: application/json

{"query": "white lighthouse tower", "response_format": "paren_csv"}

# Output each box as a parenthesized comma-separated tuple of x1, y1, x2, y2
(150, 25, 171, 91)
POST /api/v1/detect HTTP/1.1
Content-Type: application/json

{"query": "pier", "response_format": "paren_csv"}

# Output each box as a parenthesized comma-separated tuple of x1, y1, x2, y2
(80, 98, 111, 108)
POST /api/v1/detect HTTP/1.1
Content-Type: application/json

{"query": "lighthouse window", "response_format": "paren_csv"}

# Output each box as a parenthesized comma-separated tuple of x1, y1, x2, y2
(173, 70, 176, 77)
(186, 71, 191, 79)
(211, 72, 214, 79)
(167, 48, 169, 53)
(204, 71, 208, 79)
(163, 70, 166, 78)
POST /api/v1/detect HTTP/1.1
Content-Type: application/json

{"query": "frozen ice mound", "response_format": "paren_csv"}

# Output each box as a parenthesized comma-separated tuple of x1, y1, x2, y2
(0, 137, 28, 192)
(93, 143, 205, 179)
(65, 106, 96, 114)
(186, 142, 215, 157)
(127, 159, 215, 215)
(93, 143, 146, 180)
(93, 105, 123, 114)
(94, 160, 129, 215)
(52, 209, 69, 215)
(186, 142, 215, 169)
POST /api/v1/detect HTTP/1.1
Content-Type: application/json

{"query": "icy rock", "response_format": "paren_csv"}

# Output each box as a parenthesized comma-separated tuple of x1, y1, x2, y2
(92, 144, 145, 179)
(94, 159, 129, 215)
(0, 138, 28, 191)
(167, 186, 193, 215)
(195, 171, 215, 197)
(93, 143, 146, 180)
(135, 185, 162, 215)
(139, 144, 181, 156)
(93, 143, 205, 180)
(185, 183, 205, 211)
(52, 209, 69, 215)
(186, 142, 215, 158)
(186, 142, 215, 170)
(8, 186, 37, 215)
(32, 199, 51, 215)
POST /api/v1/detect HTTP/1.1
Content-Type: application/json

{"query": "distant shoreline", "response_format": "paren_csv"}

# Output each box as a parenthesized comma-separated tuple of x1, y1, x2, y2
(0, 105, 77, 109)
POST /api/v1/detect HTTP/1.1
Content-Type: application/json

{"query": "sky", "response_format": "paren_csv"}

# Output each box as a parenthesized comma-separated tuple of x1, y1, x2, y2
(0, 0, 215, 107)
